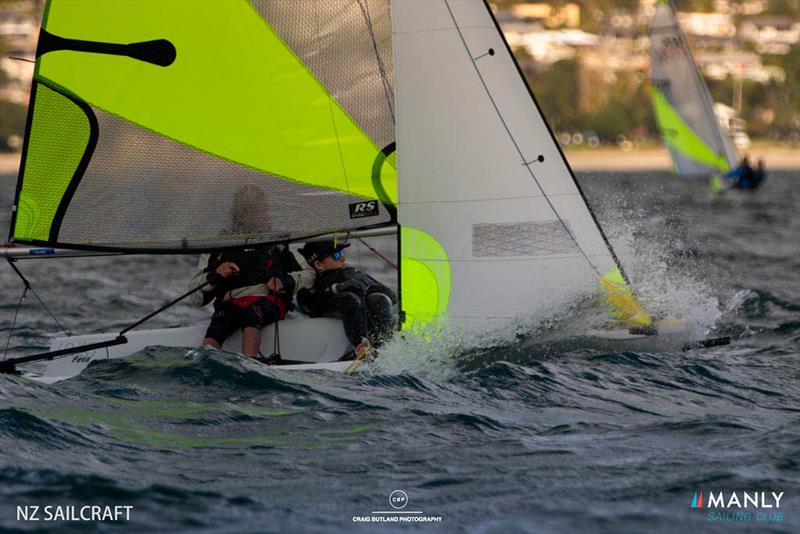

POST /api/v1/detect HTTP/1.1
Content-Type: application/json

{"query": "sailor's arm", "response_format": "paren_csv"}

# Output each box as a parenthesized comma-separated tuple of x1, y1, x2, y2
(265, 266, 316, 296)
(188, 254, 239, 307)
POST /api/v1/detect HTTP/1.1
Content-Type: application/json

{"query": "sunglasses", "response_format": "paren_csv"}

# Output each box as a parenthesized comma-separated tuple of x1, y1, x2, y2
(330, 250, 344, 261)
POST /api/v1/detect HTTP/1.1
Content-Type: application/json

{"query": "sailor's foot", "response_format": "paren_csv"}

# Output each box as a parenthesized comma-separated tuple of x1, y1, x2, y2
(253, 353, 282, 366)
(338, 338, 374, 362)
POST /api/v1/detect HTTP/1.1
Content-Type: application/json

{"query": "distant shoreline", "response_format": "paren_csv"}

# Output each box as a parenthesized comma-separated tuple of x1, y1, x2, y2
(565, 146, 800, 172)
(1, 147, 798, 175)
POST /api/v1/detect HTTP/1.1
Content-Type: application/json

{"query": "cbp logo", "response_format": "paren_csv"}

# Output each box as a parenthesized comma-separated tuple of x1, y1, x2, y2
(349, 200, 379, 219)
(351, 489, 443, 523)
(389, 490, 408, 510)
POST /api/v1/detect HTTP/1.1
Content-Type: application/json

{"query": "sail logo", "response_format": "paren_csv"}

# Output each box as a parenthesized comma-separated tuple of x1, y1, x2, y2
(349, 200, 379, 219)
(689, 490, 785, 524)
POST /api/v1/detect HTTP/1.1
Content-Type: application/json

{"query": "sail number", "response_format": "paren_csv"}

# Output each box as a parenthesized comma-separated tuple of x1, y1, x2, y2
(653, 34, 685, 64)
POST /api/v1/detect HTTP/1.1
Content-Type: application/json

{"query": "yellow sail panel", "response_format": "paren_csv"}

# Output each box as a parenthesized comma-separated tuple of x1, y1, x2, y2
(13, 84, 92, 242)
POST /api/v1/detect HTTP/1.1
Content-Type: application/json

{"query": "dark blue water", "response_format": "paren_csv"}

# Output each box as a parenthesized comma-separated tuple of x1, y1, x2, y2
(1, 170, 798, 533)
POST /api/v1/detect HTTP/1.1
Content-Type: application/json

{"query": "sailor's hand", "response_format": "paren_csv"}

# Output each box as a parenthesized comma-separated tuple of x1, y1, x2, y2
(215, 262, 240, 278)
(266, 277, 284, 293)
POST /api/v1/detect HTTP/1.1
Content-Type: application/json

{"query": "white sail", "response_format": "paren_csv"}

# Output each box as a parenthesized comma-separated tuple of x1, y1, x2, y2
(650, 0, 739, 176)
(393, 0, 623, 326)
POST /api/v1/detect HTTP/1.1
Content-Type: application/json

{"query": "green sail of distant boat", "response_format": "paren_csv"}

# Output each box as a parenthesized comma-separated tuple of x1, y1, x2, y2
(649, 0, 738, 177)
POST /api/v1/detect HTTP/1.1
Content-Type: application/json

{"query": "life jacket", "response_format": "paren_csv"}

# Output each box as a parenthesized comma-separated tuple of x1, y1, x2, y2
(207, 244, 301, 312)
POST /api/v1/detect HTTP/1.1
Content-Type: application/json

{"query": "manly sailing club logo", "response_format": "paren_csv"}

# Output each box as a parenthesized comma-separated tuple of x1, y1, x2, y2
(689, 490, 785, 524)
(349, 200, 379, 219)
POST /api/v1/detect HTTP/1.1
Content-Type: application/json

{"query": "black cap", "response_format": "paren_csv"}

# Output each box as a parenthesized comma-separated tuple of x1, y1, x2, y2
(299, 240, 350, 265)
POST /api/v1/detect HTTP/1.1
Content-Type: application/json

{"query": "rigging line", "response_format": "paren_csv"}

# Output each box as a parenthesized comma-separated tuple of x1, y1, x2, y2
(327, 96, 354, 206)
(2, 286, 27, 361)
(357, 0, 396, 125)
(357, 237, 398, 270)
(442, 0, 602, 278)
(316, 5, 353, 208)
(273, 318, 281, 358)
(119, 245, 271, 336)
(5, 258, 70, 335)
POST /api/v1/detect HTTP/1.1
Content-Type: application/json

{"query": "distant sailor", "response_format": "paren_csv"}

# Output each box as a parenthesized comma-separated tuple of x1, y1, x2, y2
(297, 240, 397, 361)
(188, 185, 315, 361)
(723, 156, 767, 191)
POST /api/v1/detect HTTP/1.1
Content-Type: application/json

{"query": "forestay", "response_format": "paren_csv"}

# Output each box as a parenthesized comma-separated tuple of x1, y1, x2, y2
(650, 0, 738, 176)
(393, 0, 626, 325)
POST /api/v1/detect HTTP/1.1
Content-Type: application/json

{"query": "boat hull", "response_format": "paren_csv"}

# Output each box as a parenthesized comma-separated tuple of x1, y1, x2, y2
(38, 315, 351, 383)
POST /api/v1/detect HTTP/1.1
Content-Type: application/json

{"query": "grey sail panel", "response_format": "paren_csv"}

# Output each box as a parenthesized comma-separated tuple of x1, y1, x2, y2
(252, 0, 396, 150)
(59, 108, 390, 250)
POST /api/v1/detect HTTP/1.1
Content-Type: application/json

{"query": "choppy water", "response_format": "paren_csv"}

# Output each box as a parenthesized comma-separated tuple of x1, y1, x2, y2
(1, 170, 798, 533)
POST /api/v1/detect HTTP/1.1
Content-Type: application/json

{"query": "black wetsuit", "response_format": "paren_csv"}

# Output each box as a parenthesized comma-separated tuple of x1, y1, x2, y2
(297, 267, 397, 346)
(200, 245, 302, 345)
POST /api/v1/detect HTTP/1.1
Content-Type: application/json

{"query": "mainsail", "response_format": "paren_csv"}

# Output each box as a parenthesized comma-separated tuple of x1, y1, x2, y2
(11, 0, 396, 251)
(650, 0, 738, 176)
(394, 0, 633, 325)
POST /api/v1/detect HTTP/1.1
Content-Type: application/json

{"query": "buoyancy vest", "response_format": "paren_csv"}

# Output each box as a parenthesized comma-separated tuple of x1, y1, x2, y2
(206, 244, 301, 309)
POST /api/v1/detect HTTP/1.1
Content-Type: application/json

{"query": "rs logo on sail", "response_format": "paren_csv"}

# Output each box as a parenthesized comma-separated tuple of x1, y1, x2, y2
(349, 201, 379, 219)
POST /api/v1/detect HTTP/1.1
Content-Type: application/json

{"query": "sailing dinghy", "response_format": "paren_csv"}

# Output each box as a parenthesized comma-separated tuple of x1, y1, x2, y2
(649, 0, 739, 180)
(3, 0, 710, 383)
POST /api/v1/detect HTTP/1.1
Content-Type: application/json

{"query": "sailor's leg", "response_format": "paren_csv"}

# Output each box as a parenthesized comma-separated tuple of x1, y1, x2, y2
(240, 299, 282, 357)
(203, 303, 241, 349)
(201, 338, 222, 349)
(241, 327, 261, 357)
(365, 293, 395, 346)
(324, 293, 367, 346)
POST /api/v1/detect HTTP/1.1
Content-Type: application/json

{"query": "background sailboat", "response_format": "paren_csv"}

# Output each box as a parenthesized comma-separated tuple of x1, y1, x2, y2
(650, 0, 739, 178)
(4, 0, 661, 382)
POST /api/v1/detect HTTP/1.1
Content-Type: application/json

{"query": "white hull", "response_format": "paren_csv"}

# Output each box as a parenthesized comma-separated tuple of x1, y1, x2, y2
(36, 314, 352, 383)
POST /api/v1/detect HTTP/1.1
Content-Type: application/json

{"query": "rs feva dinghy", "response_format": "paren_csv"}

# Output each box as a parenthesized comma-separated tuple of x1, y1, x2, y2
(2, 0, 718, 383)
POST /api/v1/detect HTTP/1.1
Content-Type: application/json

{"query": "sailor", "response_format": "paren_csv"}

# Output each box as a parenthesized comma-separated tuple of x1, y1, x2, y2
(188, 185, 315, 361)
(723, 156, 766, 190)
(297, 240, 397, 360)
(747, 158, 767, 190)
